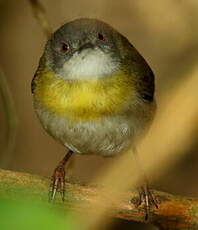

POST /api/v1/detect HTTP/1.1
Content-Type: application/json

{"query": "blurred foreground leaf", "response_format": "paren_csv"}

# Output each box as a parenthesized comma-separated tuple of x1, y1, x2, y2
(0, 198, 77, 230)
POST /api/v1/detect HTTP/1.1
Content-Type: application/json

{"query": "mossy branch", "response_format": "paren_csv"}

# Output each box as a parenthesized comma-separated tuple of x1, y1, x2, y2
(0, 169, 197, 230)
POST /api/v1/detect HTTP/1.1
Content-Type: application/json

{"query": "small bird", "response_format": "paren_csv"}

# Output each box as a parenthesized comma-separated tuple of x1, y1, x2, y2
(31, 18, 157, 218)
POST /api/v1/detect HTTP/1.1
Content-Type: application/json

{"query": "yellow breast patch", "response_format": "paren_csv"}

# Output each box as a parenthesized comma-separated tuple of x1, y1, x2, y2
(33, 69, 135, 121)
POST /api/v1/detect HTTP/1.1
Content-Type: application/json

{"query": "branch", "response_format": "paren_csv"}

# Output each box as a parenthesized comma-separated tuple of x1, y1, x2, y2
(28, 0, 52, 38)
(0, 169, 197, 230)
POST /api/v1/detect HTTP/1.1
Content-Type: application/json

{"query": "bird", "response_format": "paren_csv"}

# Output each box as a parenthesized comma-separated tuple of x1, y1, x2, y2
(31, 18, 157, 218)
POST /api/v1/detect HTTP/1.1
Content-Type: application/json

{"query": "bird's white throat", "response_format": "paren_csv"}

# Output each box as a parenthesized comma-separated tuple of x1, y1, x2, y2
(61, 48, 118, 80)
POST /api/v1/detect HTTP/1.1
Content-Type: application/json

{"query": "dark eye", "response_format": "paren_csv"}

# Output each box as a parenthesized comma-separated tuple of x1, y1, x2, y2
(60, 42, 70, 54)
(97, 33, 106, 41)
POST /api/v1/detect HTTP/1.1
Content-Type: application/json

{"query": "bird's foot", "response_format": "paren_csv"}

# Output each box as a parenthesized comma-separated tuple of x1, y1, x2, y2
(131, 184, 159, 220)
(49, 164, 65, 202)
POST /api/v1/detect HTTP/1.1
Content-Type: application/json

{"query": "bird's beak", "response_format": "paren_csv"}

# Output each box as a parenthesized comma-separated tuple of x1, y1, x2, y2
(78, 42, 95, 53)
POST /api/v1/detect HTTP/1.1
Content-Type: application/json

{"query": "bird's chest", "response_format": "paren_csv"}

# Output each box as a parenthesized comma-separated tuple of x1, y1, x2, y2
(33, 70, 135, 121)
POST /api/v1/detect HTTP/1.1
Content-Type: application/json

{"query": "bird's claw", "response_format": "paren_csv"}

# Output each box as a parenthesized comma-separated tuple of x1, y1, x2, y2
(131, 185, 159, 220)
(49, 165, 65, 202)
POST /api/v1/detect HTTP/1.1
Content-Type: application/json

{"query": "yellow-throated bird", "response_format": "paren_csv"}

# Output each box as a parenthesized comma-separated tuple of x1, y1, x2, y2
(32, 18, 157, 218)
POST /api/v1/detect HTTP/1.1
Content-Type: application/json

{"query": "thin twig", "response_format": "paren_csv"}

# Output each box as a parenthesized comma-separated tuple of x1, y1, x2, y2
(0, 68, 17, 167)
(28, 0, 52, 38)
(0, 169, 197, 230)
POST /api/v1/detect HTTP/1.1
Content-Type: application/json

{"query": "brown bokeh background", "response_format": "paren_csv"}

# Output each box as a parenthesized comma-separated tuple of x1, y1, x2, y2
(0, 0, 198, 229)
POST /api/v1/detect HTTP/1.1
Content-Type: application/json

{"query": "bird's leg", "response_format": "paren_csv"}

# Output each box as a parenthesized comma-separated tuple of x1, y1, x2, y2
(49, 150, 73, 202)
(131, 147, 158, 220)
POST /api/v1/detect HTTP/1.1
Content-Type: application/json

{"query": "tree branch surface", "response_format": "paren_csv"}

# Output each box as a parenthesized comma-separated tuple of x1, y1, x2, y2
(0, 169, 197, 230)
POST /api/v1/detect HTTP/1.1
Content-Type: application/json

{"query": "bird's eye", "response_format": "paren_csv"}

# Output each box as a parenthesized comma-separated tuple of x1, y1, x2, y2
(97, 33, 106, 42)
(60, 42, 70, 54)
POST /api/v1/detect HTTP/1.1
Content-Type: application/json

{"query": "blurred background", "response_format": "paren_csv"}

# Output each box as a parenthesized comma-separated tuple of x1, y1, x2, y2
(0, 0, 198, 229)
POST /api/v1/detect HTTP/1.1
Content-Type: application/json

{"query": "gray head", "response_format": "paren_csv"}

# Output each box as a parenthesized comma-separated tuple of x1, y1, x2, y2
(44, 18, 131, 80)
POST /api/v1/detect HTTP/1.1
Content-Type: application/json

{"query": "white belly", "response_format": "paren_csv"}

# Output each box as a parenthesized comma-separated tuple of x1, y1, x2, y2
(34, 100, 154, 157)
